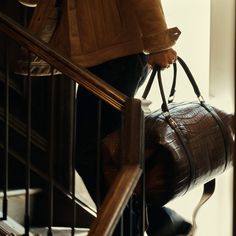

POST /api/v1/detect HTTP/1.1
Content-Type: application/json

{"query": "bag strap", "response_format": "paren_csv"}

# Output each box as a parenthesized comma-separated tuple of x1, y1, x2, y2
(142, 62, 178, 102)
(200, 103, 231, 171)
(187, 179, 215, 236)
(142, 56, 203, 105)
(142, 64, 157, 99)
(156, 57, 203, 113)
(167, 62, 177, 103)
(173, 58, 230, 170)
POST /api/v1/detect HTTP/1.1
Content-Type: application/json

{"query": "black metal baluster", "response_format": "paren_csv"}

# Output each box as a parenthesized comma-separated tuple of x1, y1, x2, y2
(2, 36, 9, 221)
(120, 215, 124, 236)
(48, 68, 55, 236)
(24, 50, 31, 236)
(96, 99, 102, 208)
(141, 168, 146, 235)
(23, 6, 32, 235)
(140, 137, 146, 235)
(71, 82, 77, 236)
(129, 198, 133, 236)
(120, 118, 125, 236)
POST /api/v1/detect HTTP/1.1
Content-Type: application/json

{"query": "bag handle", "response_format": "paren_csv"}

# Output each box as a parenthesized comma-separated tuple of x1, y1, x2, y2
(142, 61, 177, 101)
(187, 179, 215, 236)
(142, 56, 205, 114)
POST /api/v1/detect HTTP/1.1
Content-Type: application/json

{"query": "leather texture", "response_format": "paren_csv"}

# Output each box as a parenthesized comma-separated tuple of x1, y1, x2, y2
(102, 102, 234, 206)
(143, 101, 234, 206)
(102, 57, 234, 207)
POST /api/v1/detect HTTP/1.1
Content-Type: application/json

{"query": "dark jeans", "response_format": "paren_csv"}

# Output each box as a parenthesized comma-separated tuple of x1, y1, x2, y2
(76, 53, 148, 201)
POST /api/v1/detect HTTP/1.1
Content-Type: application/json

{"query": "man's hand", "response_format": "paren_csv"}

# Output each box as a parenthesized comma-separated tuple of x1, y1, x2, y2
(148, 48, 177, 69)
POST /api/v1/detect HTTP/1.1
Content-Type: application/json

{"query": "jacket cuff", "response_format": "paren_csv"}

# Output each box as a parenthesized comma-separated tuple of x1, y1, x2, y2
(142, 27, 181, 54)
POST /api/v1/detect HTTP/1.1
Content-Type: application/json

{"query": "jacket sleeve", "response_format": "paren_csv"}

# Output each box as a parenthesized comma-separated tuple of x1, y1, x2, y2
(129, 0, 181, 53)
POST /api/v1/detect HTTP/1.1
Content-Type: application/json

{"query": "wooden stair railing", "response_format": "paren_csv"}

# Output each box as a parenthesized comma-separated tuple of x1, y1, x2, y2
(0, 12, 145, 235)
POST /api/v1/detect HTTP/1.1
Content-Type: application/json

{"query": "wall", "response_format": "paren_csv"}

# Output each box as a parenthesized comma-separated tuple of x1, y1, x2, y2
(209, 0, 235, 112)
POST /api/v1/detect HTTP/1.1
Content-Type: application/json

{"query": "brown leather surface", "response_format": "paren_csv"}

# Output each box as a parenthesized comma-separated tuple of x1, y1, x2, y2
(102, 101, 234, 206)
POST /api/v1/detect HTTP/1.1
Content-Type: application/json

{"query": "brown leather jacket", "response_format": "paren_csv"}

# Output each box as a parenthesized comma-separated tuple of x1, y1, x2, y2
(26, 0, 181, 68)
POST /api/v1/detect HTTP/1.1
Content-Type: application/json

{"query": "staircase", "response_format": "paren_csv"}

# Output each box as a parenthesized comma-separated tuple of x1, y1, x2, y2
(0, 72, 96, 234)
(0, 189, 41, 225)
(0, 186, 93, 236)
(0, 5, 145, 235)
(0, 189, 41, 236)
(0, 66, 96, 233)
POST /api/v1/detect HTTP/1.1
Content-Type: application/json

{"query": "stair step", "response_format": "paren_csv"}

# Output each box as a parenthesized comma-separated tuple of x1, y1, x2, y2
(31, 227, 89, 236)
(0, 215, 28, 235)
(0, 189, 41, 198)
(0, 214, 90, 236)
(0, 189, 42, 225)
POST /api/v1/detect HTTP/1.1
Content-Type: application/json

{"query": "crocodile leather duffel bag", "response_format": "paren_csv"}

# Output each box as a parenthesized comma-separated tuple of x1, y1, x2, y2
(102, 57, 234, 209)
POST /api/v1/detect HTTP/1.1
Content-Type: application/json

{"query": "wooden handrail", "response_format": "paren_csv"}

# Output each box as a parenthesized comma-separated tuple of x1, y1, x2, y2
(0, 12, 127, 112)
(88, 165, 142, 236)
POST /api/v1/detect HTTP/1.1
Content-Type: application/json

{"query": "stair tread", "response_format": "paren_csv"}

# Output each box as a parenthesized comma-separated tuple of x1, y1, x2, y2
(0, 188, 42, 197)
(0, 216, 26, 235)
(0, 216, 89, 236)
(31, 227, 89, 236)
